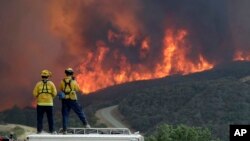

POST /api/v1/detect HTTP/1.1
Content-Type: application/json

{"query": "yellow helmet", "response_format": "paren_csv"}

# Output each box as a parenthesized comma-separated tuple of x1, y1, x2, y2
(41, 69, 52, 77)
(65, 67, 74, 75)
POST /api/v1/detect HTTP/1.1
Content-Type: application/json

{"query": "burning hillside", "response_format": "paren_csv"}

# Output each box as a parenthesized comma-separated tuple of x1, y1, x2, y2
(50, 0, 250, 93)
(74, 29, 214, 93)
(0, 0, 250, 110)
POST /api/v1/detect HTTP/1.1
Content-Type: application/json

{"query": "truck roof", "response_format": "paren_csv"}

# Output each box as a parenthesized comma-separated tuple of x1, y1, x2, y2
(27, 128, 144, 141)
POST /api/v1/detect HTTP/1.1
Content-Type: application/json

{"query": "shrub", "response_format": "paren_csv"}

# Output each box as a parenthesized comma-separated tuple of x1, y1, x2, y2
(146, 124, 220, 141)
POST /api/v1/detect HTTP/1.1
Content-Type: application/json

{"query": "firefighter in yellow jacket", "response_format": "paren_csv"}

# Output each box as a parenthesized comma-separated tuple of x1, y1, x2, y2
(59, 68, 90, 134)
(33, 69, 57, 134)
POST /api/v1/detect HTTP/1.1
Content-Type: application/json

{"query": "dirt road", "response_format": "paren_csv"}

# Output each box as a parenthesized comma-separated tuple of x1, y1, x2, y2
(95, 105, 128, 128)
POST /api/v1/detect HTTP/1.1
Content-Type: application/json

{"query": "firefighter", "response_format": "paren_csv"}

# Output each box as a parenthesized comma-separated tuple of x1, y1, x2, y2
(33, 69, 57, 134)
(59, 68, 90, 134)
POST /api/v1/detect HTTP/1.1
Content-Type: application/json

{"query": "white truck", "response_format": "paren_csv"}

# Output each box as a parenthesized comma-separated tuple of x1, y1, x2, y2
(27, 128, 144, 141)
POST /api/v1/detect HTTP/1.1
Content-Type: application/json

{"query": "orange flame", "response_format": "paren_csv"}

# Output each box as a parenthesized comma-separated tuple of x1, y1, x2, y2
(155, 29, 213, 76)
(76, 29, 214, 94)
(234, 50, 250, 61)
(140, 38, 150, 59)
(48, 1, 214, 94)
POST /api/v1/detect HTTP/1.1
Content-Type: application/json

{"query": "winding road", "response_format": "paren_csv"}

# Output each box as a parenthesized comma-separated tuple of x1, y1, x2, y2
(95, 105, 128, 128)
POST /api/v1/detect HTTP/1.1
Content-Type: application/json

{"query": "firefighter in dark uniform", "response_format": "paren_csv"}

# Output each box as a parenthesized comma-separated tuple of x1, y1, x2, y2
(59, 68, 90, 134)
(33, 69, 57, 134)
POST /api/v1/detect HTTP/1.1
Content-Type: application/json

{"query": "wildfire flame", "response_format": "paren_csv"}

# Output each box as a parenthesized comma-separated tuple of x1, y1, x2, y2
(76, 29, 214, 93)
(49, 1, 236, 94)
(155, 29, 213, 76)
(2, 0, 250, 112)
(234, 51, 250, 61)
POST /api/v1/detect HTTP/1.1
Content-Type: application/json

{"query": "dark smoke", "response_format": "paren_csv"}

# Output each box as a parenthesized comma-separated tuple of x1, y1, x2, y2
(228, 0, 250, 53)
(72, 0, 234, 71)
(0, 0, 249, 110)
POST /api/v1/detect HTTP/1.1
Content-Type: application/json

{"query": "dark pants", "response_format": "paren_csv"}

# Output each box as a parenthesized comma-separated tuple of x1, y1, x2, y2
(61, 99, 88, 130)
(37, 105, 54, 133)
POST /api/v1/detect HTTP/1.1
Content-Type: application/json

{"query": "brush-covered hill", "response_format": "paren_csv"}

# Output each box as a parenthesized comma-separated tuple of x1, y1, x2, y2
(86, 61, 250, 103)
(1, 61, 250, 141)
(117, 61, 250, 141)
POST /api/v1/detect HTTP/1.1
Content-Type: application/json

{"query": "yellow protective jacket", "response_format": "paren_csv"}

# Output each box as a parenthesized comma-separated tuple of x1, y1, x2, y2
(60, 76, 80, 100)
(33, 80, 57, 106)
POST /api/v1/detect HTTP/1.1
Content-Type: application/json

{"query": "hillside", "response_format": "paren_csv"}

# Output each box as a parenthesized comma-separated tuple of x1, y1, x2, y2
(1, 61, 250, 141)
(86, 61, 250, 103)
(117, 61, 250, 141)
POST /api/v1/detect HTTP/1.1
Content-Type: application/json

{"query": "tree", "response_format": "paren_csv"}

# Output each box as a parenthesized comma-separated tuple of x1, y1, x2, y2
(146, 124, 220, 141)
